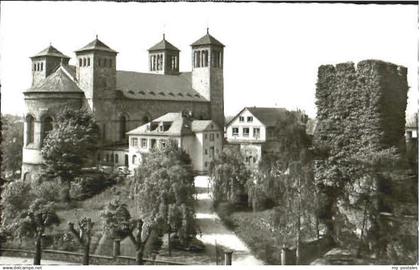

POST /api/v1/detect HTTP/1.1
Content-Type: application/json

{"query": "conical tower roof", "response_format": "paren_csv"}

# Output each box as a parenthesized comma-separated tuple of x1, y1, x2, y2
(75, 36, 117, 54)
(149, 35, 180, 51)
(191, 29, 224, 47)
(31, 45, 70, 59)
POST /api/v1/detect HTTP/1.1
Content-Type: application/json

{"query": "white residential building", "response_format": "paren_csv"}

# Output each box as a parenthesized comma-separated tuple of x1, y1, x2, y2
(126, 112, 223, 174)
(226, 107, 306, 167)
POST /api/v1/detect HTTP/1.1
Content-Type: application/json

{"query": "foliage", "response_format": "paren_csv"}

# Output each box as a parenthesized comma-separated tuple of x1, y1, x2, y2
(1, 114, 23, 179)
(209, 147, 251, 204)
(0, 180, 34, 226)
(41, 108, 99, 200)
(101, 199, 132, 240)
(313, 61, 410, 257)
(130, 140, 196, 245)
(70, 173, 118, 200)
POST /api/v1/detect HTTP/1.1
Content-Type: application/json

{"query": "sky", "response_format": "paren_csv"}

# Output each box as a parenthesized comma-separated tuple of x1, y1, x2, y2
(0, 1, 418, 119)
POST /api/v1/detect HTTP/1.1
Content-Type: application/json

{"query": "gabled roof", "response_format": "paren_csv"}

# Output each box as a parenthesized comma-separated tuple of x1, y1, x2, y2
(116, 71, 208, 102)
(191, 120, 219, 132)
(126, 112, 193, 137)
(149, 37, 180, 51)
(27, 65, 83, 93)
(31, 45, 70, 59)
(227, 107, 289, 127)
(191, 32, 224, 47)
(75, 37, 117, 54)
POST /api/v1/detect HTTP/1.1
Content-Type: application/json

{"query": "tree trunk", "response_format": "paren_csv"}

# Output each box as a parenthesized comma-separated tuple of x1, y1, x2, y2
(83, 244, 90, 265)
(34, 235, 42, 265)
(136, 249, 144, 265)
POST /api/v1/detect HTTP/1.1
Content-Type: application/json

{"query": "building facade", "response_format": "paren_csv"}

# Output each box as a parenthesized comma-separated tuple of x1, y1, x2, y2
(226, 107, 306, 168)
(126, 112, 222, 174)
(22, 31, 225, 181)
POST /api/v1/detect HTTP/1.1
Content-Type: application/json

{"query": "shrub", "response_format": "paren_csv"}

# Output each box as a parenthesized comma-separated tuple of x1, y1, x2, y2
(70, 173, 117, 200)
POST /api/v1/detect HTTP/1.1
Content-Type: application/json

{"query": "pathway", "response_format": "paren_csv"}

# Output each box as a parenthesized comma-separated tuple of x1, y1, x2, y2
(194, 176, 264, 265)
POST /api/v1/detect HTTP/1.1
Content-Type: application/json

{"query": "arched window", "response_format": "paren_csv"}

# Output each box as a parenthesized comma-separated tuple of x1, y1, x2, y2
(132, 155, 137, 164)
(26, 115, 35, 145)
(120, 115, 127, 140)
(142, 114, 150, 124)
(41, 116, 53, 145)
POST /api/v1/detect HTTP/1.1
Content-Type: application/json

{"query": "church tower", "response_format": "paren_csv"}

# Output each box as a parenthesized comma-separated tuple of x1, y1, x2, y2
(30, 45, 70, 86)
(75, 36, 118, 110)
(148, 34, 180, 75)
(191, 29, 225, 130)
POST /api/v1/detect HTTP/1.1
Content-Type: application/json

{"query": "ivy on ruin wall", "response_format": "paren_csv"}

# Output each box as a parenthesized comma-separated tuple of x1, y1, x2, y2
(313, 60, 408, 249)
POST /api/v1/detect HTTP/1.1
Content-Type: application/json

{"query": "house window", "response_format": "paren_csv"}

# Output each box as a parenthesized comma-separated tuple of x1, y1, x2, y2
(160, 140, 166, 148)
(79, 58, 82, 67)
(210, 133, 214, 141)
(232, 128, 239, 136)
(131, 137, 138, 147)
(111, 154, 114, 163)
(33, 64, 36, 71)
(83, 58, 86, 66)
(132, 155, 137, 164)
(26, 115, 35, 145)
(247, 116, 253, 122)
(216, 133, 219, 138)
(253, 128, 260, 138)
(115, 154, 119, 163)
(87, 58, 90, 66)
(141, 138, 147, 148)
(204, 134, 208, 140)
(41, 62, 43, 70)
(97, 153, 101, 161)
(109, 59, 113, 68)
(239, 116, 244, 122)
(205, 149, 208, 155)
(204, 162, 208, 168)
(243, 128, 250, 137)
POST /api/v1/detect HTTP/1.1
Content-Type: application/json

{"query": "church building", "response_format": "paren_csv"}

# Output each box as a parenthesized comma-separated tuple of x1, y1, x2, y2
(21, 30, 225, 181)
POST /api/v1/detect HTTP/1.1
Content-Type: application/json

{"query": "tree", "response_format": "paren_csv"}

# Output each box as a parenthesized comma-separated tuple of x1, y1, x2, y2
(101, 199, 152, 264)
(130, 140, 197, 250)
(247, 110, 316, 264)
(1, 180, 61, 265)
(41, 108, 99, 201)
(68, 218, 94, 265)
(1, 114, 23, 179)
(209, 147, 250, 204)
(13, 199, 59, 265)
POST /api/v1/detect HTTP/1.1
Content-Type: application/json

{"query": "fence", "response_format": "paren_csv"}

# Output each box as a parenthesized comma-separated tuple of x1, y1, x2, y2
(0, 248, 185, 265)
